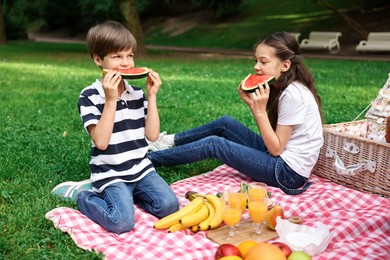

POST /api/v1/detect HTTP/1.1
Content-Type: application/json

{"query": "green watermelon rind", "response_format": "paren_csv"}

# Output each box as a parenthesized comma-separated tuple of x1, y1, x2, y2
(241, 74, 274, 93)
(102, 67, 150, 80)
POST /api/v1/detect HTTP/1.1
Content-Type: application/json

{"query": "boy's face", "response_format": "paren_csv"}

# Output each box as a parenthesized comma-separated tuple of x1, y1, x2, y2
(93, 48, 135, 70)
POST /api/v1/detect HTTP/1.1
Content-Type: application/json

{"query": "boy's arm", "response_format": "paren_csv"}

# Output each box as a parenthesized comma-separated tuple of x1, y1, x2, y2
(88, 71, 121, 150)
(144, 69, 162, 142)
(87, 99, 117, 150)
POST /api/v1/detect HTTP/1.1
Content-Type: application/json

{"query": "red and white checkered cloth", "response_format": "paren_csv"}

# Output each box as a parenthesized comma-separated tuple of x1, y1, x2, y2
(46, 164, 390, 260)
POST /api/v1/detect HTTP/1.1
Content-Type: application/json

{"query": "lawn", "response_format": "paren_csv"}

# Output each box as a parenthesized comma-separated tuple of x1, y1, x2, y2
(0, 41, 389, 258)
(145, 0, 372, 50)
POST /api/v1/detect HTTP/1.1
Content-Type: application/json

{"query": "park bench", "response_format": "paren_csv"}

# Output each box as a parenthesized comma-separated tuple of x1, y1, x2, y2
(355, 32, 390, 52)
(299, 31, 342, 53)
(288, 32, 301, 42)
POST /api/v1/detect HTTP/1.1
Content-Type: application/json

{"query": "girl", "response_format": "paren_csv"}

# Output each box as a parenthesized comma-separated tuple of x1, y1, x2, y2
(148, 32, 323, 195)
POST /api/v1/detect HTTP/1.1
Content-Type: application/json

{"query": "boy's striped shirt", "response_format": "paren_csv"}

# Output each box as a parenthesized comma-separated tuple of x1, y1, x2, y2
(78, 79, 154, 192)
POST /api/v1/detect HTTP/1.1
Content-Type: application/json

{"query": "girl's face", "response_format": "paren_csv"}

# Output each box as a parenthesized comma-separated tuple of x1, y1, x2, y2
(254, 44, 290, 79)
(93, 48, 135, 70)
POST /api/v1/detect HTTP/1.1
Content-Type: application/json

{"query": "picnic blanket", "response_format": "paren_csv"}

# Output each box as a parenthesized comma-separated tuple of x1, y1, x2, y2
(46, 164, 390, 260)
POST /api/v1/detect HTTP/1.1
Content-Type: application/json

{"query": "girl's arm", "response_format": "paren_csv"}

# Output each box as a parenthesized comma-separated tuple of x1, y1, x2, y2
(238, 82, 292, 156)
(144, 69, 162, 142)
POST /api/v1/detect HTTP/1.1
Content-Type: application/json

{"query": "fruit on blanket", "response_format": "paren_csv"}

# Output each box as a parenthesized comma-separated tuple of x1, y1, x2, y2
(185, 190, 205, 201)
(272, 242, 292, 258)
(154, 192, 226, 232)
(206, 194, 225, 229)
(287, 251, 311, 260)
(219, 256, 243, 260)
(102, 67, 150, 79)
(215, 244, 242, 259)
(199, 201, 215, 231)
(241, 74, 274, 92)
(237, 240, 257, 258)
(245, 243, 286, 260)
(179, 202, 209, 227)
(168, 223, 188, 233)
(153, 196, 204, 230)
(266, 205, 285, 230)
(191, 224, 200, 233)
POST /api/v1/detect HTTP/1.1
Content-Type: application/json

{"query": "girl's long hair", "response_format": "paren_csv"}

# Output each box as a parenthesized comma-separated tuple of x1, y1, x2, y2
(255, 32, 323, 129)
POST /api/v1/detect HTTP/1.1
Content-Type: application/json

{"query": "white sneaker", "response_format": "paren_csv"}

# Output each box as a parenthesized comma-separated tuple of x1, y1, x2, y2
(147, 131, 173, 151)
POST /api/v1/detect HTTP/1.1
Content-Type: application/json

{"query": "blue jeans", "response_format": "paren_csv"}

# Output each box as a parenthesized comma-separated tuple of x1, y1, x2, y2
(148, 116, 311, 195)
(76, 170, 179, 234)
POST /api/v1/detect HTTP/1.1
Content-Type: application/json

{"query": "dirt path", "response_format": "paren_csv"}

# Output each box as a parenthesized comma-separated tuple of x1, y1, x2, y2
(28, 33, 390, 62)
(145, 45, 390, 62)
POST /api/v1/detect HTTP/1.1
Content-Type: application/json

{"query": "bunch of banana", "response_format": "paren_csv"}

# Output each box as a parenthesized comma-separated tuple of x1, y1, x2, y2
(153, 191, 225, 233)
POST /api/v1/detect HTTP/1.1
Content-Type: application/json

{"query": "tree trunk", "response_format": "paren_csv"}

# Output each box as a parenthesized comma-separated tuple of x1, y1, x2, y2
(316, 0, 368, 39)
(0, 0, 7, 45)
(116, 0, 146, 54)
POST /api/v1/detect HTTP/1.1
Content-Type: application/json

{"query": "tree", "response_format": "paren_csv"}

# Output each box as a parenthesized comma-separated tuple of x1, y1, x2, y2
(116, 0, 146, 54)
(0, 0, 6, 44)
(316, 0, 368, 38)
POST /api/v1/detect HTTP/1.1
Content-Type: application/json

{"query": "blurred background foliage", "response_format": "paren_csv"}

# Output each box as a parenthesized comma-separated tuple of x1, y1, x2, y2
(2, 0, 389, 40)
(2, 0, 244, 39)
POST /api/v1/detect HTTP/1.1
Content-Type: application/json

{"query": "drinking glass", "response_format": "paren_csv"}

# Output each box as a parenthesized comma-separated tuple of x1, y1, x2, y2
(248, 183, 268, 235)
(222, 188, 242, 238)
(249, 182, 268, 204)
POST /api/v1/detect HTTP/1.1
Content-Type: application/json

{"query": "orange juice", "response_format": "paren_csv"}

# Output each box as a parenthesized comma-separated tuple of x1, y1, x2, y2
(249, 188, 267, 200)
(240, 192, 247, 212)
(228, 193, 243, 210)
(223, 208, 242, 226)
(248, 201, 268, 224)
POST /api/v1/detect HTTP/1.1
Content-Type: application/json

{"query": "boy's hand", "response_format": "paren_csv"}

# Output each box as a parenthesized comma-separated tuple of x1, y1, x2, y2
(102, 70, 122, 101)
(146, 69, 162, 97)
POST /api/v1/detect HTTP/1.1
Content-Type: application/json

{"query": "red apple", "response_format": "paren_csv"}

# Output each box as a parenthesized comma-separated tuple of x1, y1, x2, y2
(272, 242, 292, 257)
(215, 244, 242, 259)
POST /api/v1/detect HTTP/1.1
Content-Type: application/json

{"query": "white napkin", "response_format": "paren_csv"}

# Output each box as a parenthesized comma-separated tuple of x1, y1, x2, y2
(275, 217, 333, 256)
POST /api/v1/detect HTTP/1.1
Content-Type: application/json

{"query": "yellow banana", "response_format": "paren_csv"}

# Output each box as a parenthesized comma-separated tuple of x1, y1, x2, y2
(206, 194, 225, 229)
(185, 191, 204, 201)
(154, 197, 204, 230)
(168, 223, 188, 233)
(198, 201, 215, 231)
(179, 202, 209, 227)
(191, 225, 199, 233)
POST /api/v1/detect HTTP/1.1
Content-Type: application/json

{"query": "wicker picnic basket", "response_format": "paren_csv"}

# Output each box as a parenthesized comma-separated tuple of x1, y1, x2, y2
(313, 75, 390, 198)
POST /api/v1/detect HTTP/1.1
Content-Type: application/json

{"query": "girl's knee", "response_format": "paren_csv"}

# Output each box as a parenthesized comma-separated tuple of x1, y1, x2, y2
(218, 115, 235, 124)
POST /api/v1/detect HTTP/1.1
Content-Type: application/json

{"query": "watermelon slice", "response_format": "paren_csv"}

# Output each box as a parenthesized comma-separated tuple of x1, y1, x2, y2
(241, 74, 274, 92)
(102, 67, 150, 79)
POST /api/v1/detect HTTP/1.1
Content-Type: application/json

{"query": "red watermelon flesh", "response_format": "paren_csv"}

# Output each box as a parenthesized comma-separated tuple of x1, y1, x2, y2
(241, 74, 274, 92)
(102, 67, 150, 79)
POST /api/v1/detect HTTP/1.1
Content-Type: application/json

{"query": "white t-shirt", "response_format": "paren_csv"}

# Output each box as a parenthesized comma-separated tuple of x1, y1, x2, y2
(278, 82, 323, 178)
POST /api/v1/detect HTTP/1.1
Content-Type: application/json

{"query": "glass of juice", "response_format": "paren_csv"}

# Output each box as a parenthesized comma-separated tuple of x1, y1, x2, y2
(248, 183, 268, 236)
(222, 188, 242, 238)
(249, 182, 268, 204)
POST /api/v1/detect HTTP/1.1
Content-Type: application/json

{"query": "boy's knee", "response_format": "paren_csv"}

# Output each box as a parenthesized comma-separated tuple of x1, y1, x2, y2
(107, 215, 135, 234)
(155, 198, 179, 218)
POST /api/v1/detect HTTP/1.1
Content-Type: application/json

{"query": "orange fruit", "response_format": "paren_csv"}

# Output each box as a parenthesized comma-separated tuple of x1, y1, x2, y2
(245, 243, 286, 260)
(237, 240, 257, 258)
(219, 256, 243, 260)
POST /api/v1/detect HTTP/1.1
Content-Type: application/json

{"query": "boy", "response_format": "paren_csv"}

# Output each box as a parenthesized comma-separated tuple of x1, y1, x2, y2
(52, 20, 179, 234)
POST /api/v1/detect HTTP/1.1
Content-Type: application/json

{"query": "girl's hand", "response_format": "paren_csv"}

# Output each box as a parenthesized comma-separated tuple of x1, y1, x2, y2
(238, 81, 270, 116)
(102, 70, 122, 101)
(146, 69, 162, 97)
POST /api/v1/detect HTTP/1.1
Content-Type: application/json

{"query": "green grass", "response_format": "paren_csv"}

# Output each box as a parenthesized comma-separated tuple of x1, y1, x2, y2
(0, 41, 389, 258)
(145, 0, 369, 50)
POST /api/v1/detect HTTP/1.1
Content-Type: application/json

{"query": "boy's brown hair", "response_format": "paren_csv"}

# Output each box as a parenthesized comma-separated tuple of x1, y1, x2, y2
(86, 20, 137, 59)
